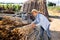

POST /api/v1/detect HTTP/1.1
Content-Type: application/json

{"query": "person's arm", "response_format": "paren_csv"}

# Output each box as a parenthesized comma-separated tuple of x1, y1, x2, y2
(31, 21, 41, 28)
(31, 16, 41, 28)
(35, 19, 41, 27)
(35, 15, 41, 27)
(35, 23, 41, 27)
(31, 19, 37, 28)
(31, 19, 37, 24)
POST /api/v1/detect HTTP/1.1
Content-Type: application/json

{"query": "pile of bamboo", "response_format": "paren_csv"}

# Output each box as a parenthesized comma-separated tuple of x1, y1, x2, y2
(0, 16, 39, 40)
(0, 16, 24, 40)
(11, 25, 40, 40)
(11, 25, 34, 40)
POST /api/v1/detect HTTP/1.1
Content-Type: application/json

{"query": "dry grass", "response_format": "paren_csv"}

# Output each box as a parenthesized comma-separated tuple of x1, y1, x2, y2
(48, 6, 60, 16)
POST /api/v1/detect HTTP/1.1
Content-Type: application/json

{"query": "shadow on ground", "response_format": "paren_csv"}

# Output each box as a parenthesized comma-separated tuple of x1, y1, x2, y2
(44, 31, 60, 40)
(49, 15, 60, 19)
(50, 31, 60, 40)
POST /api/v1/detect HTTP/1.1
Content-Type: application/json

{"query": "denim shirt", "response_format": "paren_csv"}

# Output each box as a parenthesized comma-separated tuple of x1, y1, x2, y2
(32, 13, 50, 31)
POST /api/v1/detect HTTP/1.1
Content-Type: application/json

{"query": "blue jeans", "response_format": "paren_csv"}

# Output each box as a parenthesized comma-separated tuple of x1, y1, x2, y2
(40, 25, 51, 40)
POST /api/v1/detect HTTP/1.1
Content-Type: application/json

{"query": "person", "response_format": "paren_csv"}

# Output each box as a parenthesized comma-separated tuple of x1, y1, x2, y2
(30, 9, 51, 40)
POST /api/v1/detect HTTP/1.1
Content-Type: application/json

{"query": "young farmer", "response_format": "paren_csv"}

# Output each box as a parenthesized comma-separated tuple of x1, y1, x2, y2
(31, 9, 51, 40)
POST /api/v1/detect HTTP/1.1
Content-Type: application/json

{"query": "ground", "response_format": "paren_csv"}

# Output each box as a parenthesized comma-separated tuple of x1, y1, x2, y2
(50, 18, 60, 40)
(48, 7, 60, 40)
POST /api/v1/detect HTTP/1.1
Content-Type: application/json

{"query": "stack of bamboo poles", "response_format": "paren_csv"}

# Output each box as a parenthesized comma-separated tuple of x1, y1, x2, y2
(10, 25, 40, 40)
(0, 16, 40, 40)
(0, 16, 24, 40)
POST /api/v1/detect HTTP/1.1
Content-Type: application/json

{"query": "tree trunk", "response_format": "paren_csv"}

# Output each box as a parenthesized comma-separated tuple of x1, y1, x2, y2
(39, 0, 49, 18)
(23, 0, 49, 18)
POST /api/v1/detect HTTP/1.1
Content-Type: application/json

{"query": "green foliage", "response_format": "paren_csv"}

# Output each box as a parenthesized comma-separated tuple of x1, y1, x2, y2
(48, 2, 56, 6)
(0, 3, 22, 11)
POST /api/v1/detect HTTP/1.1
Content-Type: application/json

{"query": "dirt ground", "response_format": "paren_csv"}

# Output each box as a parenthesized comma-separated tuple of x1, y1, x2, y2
(50, 18, 60, 40)
(48, 9, 60, 40)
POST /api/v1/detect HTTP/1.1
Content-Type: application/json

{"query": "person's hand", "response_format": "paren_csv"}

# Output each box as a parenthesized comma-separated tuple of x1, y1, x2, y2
(30, 23, 36, 28)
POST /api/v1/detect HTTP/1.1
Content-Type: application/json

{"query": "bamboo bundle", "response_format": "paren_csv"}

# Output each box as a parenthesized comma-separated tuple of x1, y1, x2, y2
(0, 16, 40, 40)
(0, 16, 24, 40)
(11, 25, 39, 40)
(0, 24, 38, 40)
(2, 16, 23, 27)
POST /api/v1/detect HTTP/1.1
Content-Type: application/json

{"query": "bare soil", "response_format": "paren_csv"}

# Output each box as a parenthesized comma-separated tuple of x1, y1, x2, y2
(50, 18, 60, 40)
